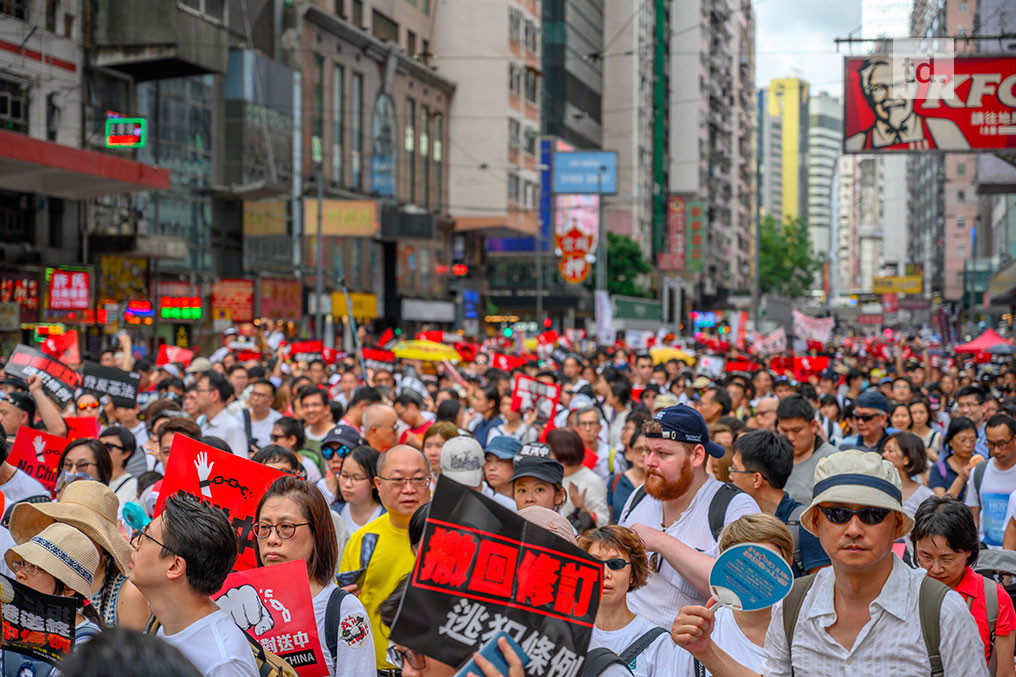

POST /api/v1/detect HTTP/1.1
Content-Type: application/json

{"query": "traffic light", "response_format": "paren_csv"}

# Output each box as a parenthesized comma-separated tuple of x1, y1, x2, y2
(394, 328, 402, 337)
(502, 327, 513, 338)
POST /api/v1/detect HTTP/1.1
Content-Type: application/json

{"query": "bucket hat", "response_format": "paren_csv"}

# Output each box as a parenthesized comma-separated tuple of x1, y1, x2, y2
(7, 522, 100, 597)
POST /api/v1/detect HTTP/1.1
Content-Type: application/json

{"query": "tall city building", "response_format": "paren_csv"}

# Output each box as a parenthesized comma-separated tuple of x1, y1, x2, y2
(837, 155, 858, 292)
(862, 0, 915, 38)
(542, 0, 603, 151)
(807, 91, 842, 260)
(756, 86, 784, 220)
(768, 78, 809, 220)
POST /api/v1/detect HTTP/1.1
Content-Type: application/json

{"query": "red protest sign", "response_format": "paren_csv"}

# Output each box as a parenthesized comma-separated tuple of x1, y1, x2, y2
(8, 427, 67, 496)
(288, 340, 323, 363)
(793, 356, 830, 382)
(213, 560, 328, 677)
(65, 416, 99, 441)
(156, 344, 194, 367)
(362, 348, 395, 373)
(510, 375, 561, 425)
(491, 353, 526, 371)
(725, 359, 761, 373)
(40, 330, 79, 366)
(4, 344, 80, 408)
(155, 435, 287, 570)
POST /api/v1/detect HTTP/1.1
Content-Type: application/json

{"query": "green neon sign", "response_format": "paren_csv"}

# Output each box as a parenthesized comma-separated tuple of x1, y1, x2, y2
(105, 117, 147, 148)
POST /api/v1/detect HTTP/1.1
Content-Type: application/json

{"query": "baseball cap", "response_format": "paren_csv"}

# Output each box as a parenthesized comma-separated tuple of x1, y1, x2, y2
(485, 436, 522, 460)
(652, 393, 679, 412)
(510, 455, 564, 485)
(1, 376, 28, 392)
(691, 375, 712, 389)
(648, 404, 725, 458)
(185, 357, 212, 374)
(854, 389, 890, 413)
(0, 392, 35, 421)
(819, 368, 838, 381)
(440, 437, 484, 487)
(321, 424, 366, 458)
(223, 328, 238, 337)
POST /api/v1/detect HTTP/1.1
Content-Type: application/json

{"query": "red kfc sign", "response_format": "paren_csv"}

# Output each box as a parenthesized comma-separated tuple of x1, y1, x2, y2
(844, 55, 1016, 152)
(48, 269, 90, 310)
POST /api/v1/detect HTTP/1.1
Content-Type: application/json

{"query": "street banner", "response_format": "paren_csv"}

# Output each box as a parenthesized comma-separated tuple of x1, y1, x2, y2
(793, 356, 831, 382)
(844, 55, 1016, 152)
(213, 560, 328, 677)
(288, 340, 323, 363)
(725, 359, 761, 373)
(751, 327, 787, 356)
(362, 348, 395, 373)
(391, 476, 602, 672)
(1, 573, 78, 665)
(64, 416, 99, 441)
(511, 376, 561, 425)
(792, 310, 834, 344)
(491, 353, 526, 372)
(3, 345, 80, 408)
(708, 544, 793, 611)
(155, 435, 287, 571)
(156, 344, 194, 368)
(40, 330, 79, 367)
(7, 427, 67, 497)
(81, 362, 141, 408)
(770, 356, 794, 377)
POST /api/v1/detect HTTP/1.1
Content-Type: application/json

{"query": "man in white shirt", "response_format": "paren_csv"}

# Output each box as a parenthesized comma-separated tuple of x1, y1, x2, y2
(762, 449, 986, 676)
(207, 327, 237, 364)
(967, 413, 1016, 548)
(237, 379, 282, 449)
(573, 405, 625, 484)
(619, 404, 759, 628)
(128, 492, 258, 677)
(196, 371, 248, 457)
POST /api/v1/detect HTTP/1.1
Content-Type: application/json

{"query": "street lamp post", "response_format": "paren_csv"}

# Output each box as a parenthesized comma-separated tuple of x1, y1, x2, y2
(596, 165, 607, 292)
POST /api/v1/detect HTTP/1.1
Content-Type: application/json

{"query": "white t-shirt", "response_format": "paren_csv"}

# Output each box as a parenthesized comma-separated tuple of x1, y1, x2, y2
(338, 503, 384, 536)
(482, 485, 517, 512)
(305, 426, 329, 442)
(157, 609, 259, 677)
(965, 459, 1016, 548)
(312, 582, 376, 676)
(301, 456, 322, 483)
(903, 484, 936, 518)
(129, 421, 149, 449)
(672, 607, 766, 676)
(111, 473, 139, 509)
(238, 407, 282, 449)
(589, 614, 677, 677)
(0, 467, 48, 503)
(1003, 492, 1016, 539)
(619, 477, 761, 628)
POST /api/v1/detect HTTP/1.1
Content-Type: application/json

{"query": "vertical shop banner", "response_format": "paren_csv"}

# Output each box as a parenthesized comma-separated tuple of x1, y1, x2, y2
(81, 362, 141, 408)
(213, 560, 328, 677)
(658, 196, 687, 271)
(0, 270, 39, 324)
(511, 376, 561, 425)
(155, 435, 287, 571)
(259, 278, 303, 321)
(391, 476, 601, 673)
(212, 279, 255, 323)
(47, 269, 91, 311)
(3, 345, 80, 407)
(685, 201, 706, 273)
(1, 574, 78, 665)
(7, 427, 68, 497)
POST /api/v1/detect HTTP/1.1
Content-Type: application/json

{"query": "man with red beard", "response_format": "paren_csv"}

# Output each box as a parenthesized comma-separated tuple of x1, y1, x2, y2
(618, 404, 760, 628)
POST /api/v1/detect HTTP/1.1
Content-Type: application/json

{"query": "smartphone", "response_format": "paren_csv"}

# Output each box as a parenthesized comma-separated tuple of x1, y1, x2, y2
(453, 632, 530, 677)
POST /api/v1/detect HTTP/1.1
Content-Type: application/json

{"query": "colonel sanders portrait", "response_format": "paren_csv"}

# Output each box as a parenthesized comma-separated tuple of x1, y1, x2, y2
(845, 55, 969, 151)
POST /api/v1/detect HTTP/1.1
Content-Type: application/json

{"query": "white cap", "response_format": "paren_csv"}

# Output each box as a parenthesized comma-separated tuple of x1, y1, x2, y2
(440, 436, 484, 487)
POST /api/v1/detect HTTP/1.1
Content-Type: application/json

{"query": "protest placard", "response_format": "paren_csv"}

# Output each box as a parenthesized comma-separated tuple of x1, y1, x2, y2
(64, 417, 99, 441)
(156, 344, 194, 368)
(80, 362, 141, 408)
(391, 476, 602, 673)
(288, 340, 323, 363)
(3, 345, 80, 408)
(7, 426, 67, 496)
(362, 348, 395, 373)
(510, 375, 560, 425)
(155, 435, 287, 570)
(213, 560, 328, 677)
(708, 543, 793, 612)
(1, 573, 78, 666)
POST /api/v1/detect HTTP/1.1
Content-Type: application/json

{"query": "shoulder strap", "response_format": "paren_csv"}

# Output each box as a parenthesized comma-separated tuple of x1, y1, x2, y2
(708, 483, 743, 541)
(618, 626, 668, 664)
(973, 460, 989, 506)
(984, 574, 999, 660)
(692, 658, 707, 677)
(144, 614, 160, 634)
(325, 586, 350, 663)
(918, 576, 949, 677)
(782, 574, 817, 659)
(787, 504, 806, 573)
(578, 647, 633, 676)
(620, 486, 648, 524)
(611, 471, 624, 495)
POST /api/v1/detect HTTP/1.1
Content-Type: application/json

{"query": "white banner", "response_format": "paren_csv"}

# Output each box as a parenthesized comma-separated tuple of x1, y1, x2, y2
(752, 327, 787, 355)
(792, 310, 834, 344)
(595, 291, 615, 346)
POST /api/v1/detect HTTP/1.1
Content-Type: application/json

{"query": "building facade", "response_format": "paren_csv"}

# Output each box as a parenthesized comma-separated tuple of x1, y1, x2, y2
(542, 0, 603, 151)
(768, 78, 809, 221)
(807, 92, 841, 262)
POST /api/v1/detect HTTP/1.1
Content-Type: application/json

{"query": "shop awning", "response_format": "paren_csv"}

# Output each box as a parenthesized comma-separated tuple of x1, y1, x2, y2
(0, 130, 170, 199)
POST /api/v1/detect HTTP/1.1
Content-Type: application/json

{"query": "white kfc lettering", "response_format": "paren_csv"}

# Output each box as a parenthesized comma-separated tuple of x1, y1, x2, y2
(966, 73, 1002, 109)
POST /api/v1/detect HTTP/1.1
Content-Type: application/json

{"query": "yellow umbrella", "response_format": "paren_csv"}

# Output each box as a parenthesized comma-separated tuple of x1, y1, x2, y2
(391, 339, 461, 363)
(650, 347, 696, 366)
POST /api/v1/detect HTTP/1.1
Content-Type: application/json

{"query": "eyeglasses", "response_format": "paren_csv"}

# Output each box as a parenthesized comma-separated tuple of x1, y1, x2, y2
(253, 522, 310, 540)
(130, 525, 180, 556)
(818, 505, 893, 525)
(728, 468, 768, 482)
(853, 413, 882, 422)
(377, 476, 430, 489)
(386, 645, 427, 670)
(339, 473, 368, 483)
(8, 557, 39, 577)
(61, 460, 96, 473)
(269, 434, 288, 442)
(77, 401, 100, 410)
(599, 558, 631, 571)
(103, 442, 124, 453)
(321, 444, 351, 460)
(986, 436, 1015, 451)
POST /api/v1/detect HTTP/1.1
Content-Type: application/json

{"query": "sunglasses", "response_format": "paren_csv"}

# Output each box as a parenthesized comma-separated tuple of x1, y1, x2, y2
(599, 558, 631, 571)
(818, 506, 892, 525)
(853, 413, 881, 422)
(77, 401, 100, 410)
(321, 444, 351, 460)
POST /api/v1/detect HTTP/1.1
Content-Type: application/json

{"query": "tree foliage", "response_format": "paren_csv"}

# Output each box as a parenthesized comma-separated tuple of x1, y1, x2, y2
(584, 232, 651, 297)
(759, 214, 822, 299)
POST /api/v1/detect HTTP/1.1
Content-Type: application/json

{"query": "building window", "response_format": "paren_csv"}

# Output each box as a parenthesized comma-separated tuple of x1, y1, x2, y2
(313, 55, 324, 144)
(958, 0, 968, 11)
(372, 9, 398, 43)
(508, 172, 520, 203)
(179, 0, 225, 23)
(508, 7, 522, 42)
(352, 0, 363, 27)
(509, 118, 521, 150)
(335, 0, 345, 18)
(957, 162, 965, 175)
(405, 97, 416, 202)
(407, 30, 416, 57)
(524, 67, 539, 104)
(958, 190, 965, 202)
(0, 0, 29, 19)
(46, 0, 58, 32)
(0, 77, 29, 134)
(433, 113, 443, 209)
(332, 65, 344, 184)
(523, 19, 539, 54)
(957, 217, 965, 229)
(422, 0, 430, 14)
(509, 62, 523, 97)
(523, 126, 536, 156)
(421, 105, 430, 208)
(352, 72, 363, 189)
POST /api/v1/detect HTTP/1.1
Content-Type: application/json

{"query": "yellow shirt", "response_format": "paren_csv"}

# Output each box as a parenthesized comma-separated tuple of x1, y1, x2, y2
(339, 512, 416, 670)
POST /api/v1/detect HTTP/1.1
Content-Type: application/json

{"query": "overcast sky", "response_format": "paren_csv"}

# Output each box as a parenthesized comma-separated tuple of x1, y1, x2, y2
(755, 0, 862, 97)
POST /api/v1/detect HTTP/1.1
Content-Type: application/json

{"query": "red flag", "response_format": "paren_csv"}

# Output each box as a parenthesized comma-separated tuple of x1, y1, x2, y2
(65, 416, 100, 441)
(41, 330, 79, 366)
(793, 356, 830, 382)
(725, 359, 761, 373)
(8, 426, 68, 496)
(377, 328, 396, 348)
(156, 344, 194, 367)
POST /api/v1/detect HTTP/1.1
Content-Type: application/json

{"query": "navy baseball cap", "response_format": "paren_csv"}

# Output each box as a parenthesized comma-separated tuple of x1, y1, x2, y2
(321, 424, 366, 458)
(647, 404, 725, 458)
(485, 435, 522, 460)
(855, 389, 890, 413)
(0, 391, 35, 421)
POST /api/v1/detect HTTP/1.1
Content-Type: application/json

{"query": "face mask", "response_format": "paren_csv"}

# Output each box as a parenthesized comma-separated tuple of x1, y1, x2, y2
(55, 471, 93, 494)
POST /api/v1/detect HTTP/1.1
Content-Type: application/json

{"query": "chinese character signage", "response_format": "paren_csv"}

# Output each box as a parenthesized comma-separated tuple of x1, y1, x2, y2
(48, 269, 90, 311)
(511, 375, 561, 425)
(391, 476, 602, 673)
(685, 201, 706, 274)
(658, 196, 687, 271)
(1, 574, 78, 666)
(155, 435, 287, 571)
(211, 279, 255, 323)
(7, 427, 67, 497)
(0, 270, 39, 323)
(213, 560, 328, 677)
(80, 362, 141, 408)
(4, 345, 81, 408)
(260, 278, 303, 321)
(844, 55, 1016, 152)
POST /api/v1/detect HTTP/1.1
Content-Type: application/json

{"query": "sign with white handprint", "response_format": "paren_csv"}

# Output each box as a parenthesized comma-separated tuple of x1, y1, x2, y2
(7, 427, 67, 497)
(212, 560, 327, 677)
(155, 434, 288, 571)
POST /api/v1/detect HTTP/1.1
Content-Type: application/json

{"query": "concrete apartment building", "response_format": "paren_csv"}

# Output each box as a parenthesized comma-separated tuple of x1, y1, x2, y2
(807, 92, 842, 262)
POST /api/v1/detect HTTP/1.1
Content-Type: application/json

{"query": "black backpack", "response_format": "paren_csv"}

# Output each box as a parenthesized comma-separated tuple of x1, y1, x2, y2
(580, 627, 669, 676)
(324, 586, 350, 670)
(621, 482, 743, 541)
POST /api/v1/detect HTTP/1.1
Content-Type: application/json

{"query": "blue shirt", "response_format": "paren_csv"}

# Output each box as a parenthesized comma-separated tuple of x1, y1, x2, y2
(471, 415, 505, 449)
(929, 448, 967, 501)
(608, 472, 637, 523)
(976, 423, 989, 458)
(774, 493, 831, 577)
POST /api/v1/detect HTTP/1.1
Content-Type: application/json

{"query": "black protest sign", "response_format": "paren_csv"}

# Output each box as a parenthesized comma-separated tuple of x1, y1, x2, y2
(391, 476, 602, 674)
(80, 361, 141, 408)
(1, 573, 78, 666)
(3, 344, 80, 408)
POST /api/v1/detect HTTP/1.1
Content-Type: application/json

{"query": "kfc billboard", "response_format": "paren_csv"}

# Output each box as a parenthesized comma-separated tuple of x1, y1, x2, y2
(844, 54, 1016, 152)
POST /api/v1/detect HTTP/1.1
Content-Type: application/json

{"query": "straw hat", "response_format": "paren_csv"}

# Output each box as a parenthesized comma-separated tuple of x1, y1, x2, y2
(6, 523, 100, 597)
(518, 506, 577, 545)
(9, 480, 132, 575)
(801, 449, 914, 537)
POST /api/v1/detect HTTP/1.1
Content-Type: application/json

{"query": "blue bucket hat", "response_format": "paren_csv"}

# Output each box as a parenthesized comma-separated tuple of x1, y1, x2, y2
(485, 435, 523, 460)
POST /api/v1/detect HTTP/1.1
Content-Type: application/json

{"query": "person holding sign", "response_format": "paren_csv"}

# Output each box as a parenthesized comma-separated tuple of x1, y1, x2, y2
(254, 475, 376, 676)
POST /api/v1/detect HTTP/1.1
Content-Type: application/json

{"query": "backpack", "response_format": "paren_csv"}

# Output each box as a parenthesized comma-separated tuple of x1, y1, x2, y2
(621, 482, 743, 541)
(784, 503, 805, 577)
(579, 627, 669, 676)
(323, 587, 350, 670)
(972, 459, 989, 507)
(145, 615, 299, 677)
(781, 574, 950, 676)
